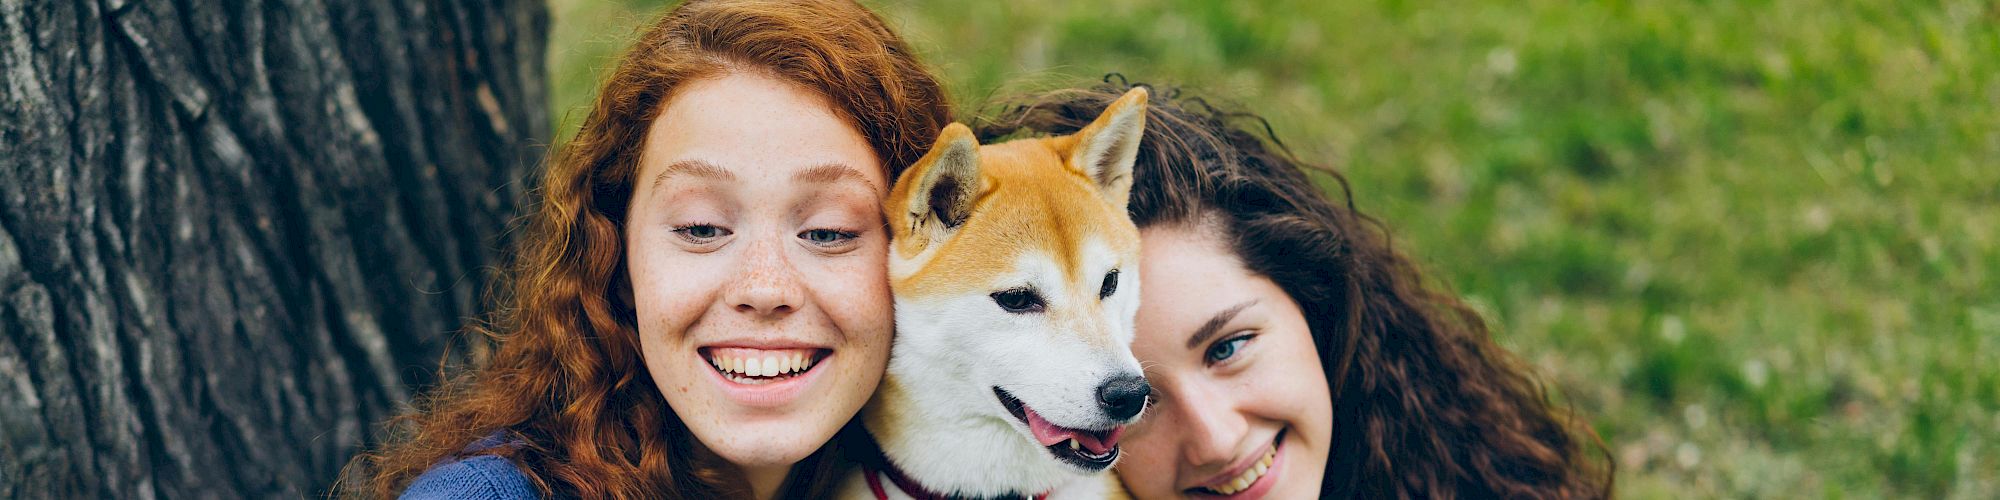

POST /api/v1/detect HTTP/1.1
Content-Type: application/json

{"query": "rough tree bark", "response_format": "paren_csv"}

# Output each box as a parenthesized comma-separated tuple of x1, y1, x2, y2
(0, 0, 547, 496)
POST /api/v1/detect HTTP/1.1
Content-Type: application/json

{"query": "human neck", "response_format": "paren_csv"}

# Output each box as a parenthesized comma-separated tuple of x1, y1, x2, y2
(690, 440, 793, 499)
(742, 464, 789, 500)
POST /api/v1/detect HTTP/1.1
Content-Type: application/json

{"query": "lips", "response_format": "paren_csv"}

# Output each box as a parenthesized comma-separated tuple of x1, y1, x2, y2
(1189, 429, 1284, 498)
(704, 347, 828, 383)
(994, 387, 1124, 470)
(694, 345, 835, 408)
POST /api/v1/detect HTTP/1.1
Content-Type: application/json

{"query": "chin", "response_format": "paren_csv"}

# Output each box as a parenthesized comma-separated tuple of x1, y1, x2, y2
(700, 429, 822, 467)
(665, 359, 876, 471)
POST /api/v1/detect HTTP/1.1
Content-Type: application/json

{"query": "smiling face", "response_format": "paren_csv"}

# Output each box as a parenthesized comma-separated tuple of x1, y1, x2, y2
(624, 71, 892, 474)
(1117, 223, 1333, 499)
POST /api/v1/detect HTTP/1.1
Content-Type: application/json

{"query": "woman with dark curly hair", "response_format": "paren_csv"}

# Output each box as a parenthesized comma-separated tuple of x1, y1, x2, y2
(977, 81, 1612, 499)
(348, 0, 950, 498)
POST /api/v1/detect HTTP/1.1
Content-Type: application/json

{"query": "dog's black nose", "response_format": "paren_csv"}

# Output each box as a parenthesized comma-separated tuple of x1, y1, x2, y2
(1096, 375, 1151, 420)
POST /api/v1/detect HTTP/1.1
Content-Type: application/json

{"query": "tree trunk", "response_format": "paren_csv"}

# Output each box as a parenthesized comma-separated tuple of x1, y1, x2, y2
(0, 0, 547, 496)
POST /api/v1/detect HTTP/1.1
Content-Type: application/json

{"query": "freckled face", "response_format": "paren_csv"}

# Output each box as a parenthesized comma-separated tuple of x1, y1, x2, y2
(623, 71, 892, 470)
(1117, 225, 1333, 499)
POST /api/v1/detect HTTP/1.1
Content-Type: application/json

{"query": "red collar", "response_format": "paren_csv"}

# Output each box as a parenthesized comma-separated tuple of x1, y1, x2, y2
(864, 461, 1051, 500)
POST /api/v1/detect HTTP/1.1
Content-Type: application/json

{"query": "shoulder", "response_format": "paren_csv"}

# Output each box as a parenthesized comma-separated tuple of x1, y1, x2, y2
(399, 454, 540, 500)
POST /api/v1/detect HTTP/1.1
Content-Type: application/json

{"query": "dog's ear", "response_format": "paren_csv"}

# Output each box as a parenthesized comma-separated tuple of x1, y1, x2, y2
(1066, 87, 1148, 209)
(890, 123, 983, 249)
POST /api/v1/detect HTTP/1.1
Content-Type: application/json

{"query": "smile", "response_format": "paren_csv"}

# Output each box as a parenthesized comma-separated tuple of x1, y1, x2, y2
(1190, 428, 1284, 497)
(993, 387, 1125, 471)
(704, 347, 829, 384)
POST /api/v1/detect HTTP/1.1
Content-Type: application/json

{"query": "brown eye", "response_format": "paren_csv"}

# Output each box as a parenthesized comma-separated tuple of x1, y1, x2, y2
(1099, 269, 1119, 299)
(991, 288, 1045, 313)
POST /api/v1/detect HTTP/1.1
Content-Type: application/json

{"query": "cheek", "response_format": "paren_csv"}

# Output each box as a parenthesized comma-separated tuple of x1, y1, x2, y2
(626, 244, 725, 341)
(1115, 420, 1184, 494)
(1242, 335, 1335, 440)
(806, 244, 893, 344)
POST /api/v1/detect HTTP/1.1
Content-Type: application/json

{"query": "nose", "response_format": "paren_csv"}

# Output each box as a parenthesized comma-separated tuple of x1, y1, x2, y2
(1174, 383, 1247, 466)
(1096, 374, 1151, 420)
(727, 238, 803, 317)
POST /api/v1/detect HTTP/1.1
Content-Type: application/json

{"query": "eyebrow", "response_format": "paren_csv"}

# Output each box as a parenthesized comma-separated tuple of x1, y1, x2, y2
(1186, 300, 1259, 350)
(651, 159, 736, 190)
(649, 160, 879, 193)
(795, 163, 881, 193)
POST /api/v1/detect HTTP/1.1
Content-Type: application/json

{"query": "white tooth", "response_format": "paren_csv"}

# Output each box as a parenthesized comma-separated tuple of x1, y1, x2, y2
(1253, 461, 1268, 476)
(1229, 477, 1248, 493)
(775, 355, 790, 374)
(782, 354, 798, 373)
(744, 357, 760, 376)
(762, 356, 779, 376)
(791, 352, 805, 372)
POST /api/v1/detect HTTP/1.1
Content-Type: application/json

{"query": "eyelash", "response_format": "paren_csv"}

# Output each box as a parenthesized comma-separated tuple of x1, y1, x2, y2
(671, 224, 861, 251)
(1205, 333, 1257, 365)
(672, 224, 730, 243)
(799, 228, 860, 247)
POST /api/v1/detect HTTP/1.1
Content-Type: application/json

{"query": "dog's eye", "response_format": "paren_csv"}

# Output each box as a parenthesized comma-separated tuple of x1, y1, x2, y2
(1099, 269, 1119, 299)
(990, 288, 1045, 313)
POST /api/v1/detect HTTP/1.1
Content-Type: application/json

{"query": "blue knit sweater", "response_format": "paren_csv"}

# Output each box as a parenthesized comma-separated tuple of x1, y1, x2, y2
(400, 454, 538, 500)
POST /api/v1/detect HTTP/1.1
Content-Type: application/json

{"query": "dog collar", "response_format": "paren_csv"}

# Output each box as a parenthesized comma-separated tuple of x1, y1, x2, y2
(863, 461, 1051, 500)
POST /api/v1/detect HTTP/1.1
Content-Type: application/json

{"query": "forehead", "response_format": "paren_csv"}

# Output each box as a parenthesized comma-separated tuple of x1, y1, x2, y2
(637, 72, 884, 193)
(1132, 227, 1257, 346)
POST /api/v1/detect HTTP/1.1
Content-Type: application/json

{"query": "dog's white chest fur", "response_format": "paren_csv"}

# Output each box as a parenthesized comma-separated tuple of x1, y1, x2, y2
(837, 470, 1128, 500)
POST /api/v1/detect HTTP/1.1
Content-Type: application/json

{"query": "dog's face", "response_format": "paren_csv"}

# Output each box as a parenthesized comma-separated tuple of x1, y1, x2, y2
(877, 88, 1152, 485)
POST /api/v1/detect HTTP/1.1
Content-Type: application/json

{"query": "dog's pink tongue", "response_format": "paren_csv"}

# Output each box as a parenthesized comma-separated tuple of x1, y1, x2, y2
(1023, 407, 1122, 455)
(1023, 406, 1077, 447)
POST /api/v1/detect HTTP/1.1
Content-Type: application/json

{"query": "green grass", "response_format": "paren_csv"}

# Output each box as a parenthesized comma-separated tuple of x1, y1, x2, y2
(547, 1, 2000, 497)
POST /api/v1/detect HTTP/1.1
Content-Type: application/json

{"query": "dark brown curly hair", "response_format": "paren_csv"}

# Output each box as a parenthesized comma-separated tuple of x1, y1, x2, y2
(976, 79, 1612, 499)
(345, 0, 950, 498)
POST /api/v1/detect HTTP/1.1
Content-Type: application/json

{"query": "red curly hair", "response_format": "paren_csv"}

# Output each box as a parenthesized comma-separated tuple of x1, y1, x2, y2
(350, 1, 949, 497)
(978, 80, 1613, 499)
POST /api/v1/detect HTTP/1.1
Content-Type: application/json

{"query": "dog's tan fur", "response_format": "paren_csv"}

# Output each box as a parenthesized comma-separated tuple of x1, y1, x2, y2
(849, 88, 1150, 499)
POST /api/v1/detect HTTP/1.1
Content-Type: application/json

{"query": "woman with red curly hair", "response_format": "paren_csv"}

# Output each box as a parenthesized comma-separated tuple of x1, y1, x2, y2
(979, 82, 1613, 499)
(352, 0, 949, 498)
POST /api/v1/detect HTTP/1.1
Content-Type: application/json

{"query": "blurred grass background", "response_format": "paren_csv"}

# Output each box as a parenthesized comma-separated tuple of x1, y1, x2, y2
(546, 0, 1999, 497)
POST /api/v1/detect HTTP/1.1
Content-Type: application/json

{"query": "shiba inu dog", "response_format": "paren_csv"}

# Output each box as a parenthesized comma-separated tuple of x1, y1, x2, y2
(842, 88, 1153, 499)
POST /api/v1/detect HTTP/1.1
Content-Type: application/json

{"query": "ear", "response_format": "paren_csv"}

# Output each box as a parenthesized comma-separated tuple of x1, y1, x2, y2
(1066, 87, 1148, 209)
(889, 123, 983, 249)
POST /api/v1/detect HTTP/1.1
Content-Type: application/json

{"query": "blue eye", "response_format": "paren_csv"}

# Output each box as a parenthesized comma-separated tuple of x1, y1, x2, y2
(799, 228, 858, 246)
(1205, 334, 1254, 364)
(673, 224, 730, 242)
